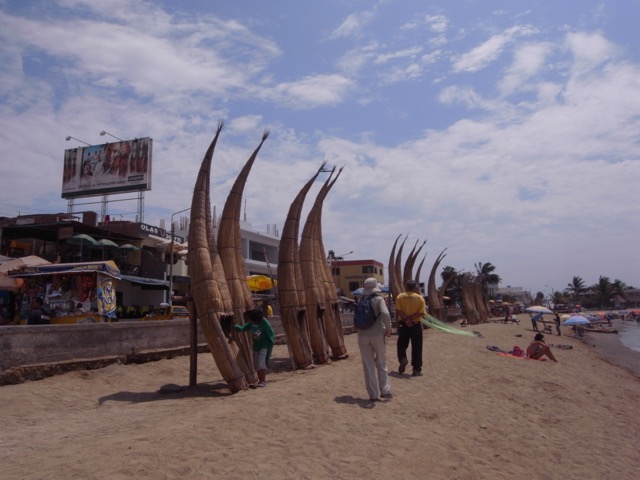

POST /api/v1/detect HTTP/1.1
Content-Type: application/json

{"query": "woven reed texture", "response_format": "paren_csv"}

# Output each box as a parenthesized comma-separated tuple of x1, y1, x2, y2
(414, 253, 427, 296)
(218, 131, 269, 312)
(299, 175, 333, 364)
(402, 239, 422, 286)
(305, 170, 347, 359)
(276, 167, 324, 369)
(394, 236, 407, 295)
(187, 129, 248, 392)
(388, 234, 402, 300)
(427, 249, 447, 321)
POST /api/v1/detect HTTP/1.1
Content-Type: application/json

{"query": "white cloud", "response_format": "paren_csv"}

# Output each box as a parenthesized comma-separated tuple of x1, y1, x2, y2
(565, 31, 616, 75)
(1, 1, 639, 294)
(499, 42, 552, 96)
(265, 74, 355, 109)
(452, 25, 538, 73)
(329, 10, 375, 39)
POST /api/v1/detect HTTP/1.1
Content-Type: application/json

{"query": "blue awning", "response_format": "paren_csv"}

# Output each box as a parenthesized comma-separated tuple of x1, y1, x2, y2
(120, 274, 169, 288)
(9, 260, 120, 279)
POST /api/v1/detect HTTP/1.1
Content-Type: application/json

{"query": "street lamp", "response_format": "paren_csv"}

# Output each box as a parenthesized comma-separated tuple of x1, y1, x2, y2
(100, 130, 124, 141)
(65, 135, 90, 146)
(169, 207, 191, 305)
(545, 284, 554, 308)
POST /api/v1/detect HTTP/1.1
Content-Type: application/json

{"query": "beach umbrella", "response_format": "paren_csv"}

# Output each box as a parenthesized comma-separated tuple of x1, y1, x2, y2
(67, 234, 98, 259)
(118, 243, 139, 251)
(525, 306, 553, 314)
(562, 315, 591, 326)
(96, 239, 118, 248)
(246, 274, 276, 291)
(96, 239, 118, 260)
(0, 255, 50, 273)
(66, 233, 98, 247)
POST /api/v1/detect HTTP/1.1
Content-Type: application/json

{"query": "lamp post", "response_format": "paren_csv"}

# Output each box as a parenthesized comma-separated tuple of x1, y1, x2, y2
(99, 130, 124, 141)
(169, 207, 191, 305)
(65, 135, 90, 146)
(545, 284, 554, 308)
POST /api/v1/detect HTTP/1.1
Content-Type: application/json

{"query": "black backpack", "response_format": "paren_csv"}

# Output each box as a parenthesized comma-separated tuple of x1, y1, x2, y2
(354, 294, 380, 330)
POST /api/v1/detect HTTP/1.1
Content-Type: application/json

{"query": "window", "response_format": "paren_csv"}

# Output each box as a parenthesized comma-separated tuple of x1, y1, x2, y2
(332, 267, 340, 276)
(362, 265, 375, 274)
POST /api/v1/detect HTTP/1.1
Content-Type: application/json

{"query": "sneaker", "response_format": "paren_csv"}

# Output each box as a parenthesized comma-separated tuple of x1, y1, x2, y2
(398, 357, 408, 374)
(381, 392, 393, 399)
(412, 369, 423, 377)
(257, 381, 266, 387)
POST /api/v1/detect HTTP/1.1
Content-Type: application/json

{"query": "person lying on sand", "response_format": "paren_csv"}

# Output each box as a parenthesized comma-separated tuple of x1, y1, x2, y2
(526, 333, 558, 362)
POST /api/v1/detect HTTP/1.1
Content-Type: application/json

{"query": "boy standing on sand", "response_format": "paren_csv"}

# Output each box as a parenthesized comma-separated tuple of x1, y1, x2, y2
(234, 308, 275, 387)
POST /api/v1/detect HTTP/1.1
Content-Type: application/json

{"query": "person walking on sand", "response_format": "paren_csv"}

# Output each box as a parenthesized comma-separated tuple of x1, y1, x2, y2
(530, 312, 542, 332)
(395, 279, 426, 376)
(233, 307, 275, 387)
(554, 312, 561, 336)
(356, 278, 393, 402)
(526, 333, 558, 362)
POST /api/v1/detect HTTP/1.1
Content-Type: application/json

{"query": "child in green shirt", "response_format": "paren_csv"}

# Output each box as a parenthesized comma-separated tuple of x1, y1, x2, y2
(234, 308, 276, 387)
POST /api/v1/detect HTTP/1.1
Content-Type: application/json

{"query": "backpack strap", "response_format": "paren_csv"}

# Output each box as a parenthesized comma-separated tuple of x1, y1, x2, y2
(369, 294, 381, 320)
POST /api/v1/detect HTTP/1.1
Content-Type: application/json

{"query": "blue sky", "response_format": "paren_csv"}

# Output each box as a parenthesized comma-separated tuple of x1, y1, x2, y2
(1, 0, 639, 297)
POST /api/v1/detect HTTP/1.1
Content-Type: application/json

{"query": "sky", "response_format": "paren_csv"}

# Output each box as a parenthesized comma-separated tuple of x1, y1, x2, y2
(1, 0, 639, 298)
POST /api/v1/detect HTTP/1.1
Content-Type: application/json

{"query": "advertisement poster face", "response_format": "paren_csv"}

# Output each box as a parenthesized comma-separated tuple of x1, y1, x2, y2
(61, 137, 152, 198)
(97, 274, 117, 319)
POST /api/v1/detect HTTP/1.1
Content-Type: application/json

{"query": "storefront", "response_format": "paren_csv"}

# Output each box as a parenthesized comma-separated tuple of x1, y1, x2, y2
(10, 260, 119, 324)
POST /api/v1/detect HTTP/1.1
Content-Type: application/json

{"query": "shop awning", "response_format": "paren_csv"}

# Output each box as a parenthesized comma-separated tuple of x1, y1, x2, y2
(120, 274, 169, 288)
(9, 260, 120, 279)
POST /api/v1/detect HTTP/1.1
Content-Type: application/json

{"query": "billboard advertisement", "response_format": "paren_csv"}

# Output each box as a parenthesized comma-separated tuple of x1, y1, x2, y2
(62, 137, 152, 198)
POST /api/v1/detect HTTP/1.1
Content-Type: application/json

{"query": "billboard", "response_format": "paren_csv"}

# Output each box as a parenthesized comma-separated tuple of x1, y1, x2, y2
(62, 137, 152, 198)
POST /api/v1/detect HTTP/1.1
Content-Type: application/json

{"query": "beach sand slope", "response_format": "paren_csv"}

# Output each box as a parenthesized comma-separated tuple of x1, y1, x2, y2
(2, 321, 640, 480)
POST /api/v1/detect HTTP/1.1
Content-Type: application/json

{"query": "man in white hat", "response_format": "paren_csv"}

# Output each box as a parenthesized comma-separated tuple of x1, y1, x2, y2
(356, 277, 393, 401)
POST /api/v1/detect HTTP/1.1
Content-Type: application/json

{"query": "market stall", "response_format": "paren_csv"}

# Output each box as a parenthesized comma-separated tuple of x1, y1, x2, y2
(9, 260, 119, 324)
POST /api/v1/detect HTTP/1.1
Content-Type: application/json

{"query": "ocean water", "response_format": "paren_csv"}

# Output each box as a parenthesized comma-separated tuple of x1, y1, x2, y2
(618, 320, 640, 353)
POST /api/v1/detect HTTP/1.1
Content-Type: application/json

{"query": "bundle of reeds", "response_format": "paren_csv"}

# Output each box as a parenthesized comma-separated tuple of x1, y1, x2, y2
(217, 131, 270, 385)
(299, 180, 330, 365)
(394, 236, 407, 294)
(426, 249, 447, 321)
(388, 234, 403, 300)
(276, 168, 322, 369)
(310, 169, 348, 359)
(413, 253, 427, 295)
(402, 239, 425, 285)
(187, 125, 248, 393)
(300, 167, 347, 362)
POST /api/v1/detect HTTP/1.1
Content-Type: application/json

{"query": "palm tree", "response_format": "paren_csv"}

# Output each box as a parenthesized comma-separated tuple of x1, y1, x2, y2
(610, 279, 628, 304)
(565, 276, 586, 303)
(592, 276, 613, 308)
(441, 266, 462, 305)
(474, 262, 501, 292)
(441, 266, 457, 283)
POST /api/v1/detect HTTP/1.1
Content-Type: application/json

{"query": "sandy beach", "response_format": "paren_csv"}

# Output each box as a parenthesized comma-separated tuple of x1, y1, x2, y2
(2, 316, 640, 480)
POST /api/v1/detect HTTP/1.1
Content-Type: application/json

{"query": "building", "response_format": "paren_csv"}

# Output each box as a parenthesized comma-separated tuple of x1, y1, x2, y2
(494, 286, 531, 306)
(0, 212, 280, 317)
(329, 254, 385, 297)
